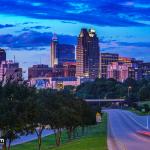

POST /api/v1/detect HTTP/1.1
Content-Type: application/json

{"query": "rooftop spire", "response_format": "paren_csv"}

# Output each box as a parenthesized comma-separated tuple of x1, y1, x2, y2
(52, 33, 58, 41)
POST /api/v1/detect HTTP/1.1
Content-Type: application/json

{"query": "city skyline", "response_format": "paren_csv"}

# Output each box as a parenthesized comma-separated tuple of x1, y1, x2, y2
(0, 1, 150, 149)
(0, 0, 149, 74)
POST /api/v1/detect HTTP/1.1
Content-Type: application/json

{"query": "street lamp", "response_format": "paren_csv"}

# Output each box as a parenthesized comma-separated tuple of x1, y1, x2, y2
(128, 86, 132, 97)
(146, 111, 150, 129)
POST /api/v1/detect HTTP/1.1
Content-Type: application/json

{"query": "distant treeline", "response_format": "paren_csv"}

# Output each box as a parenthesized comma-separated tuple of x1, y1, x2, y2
(76, 78, 150, 102)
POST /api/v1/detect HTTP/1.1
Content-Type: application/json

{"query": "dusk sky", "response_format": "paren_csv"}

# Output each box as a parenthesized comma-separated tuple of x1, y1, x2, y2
(0, 0, 150, 76)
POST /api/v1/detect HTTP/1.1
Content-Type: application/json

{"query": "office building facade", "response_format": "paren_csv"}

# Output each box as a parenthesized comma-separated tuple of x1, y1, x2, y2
(107, 62, 132, 82)
(28, 64, 52, 79)
(0, 60, 22, 82)
(0, 48, 6, 63)
(57, 44, 75, 64)
(141, 63, 150, 79)
(63, 62, 76, 77)
(101, 53, 119, 78)
(76, 28, 100, 79)
(50, 34, 75, 67)
(50, 34, 58, 68)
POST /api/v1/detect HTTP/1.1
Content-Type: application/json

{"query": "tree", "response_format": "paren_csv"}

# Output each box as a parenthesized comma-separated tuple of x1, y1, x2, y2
(0, 82, 36, 150)
(48, 92, 66, 146)
(32, 89, 52, 150)
(63, 85, 76, 94)
(76, 78, 126, 99)
(143, 104, 150, 113)
(139, 84, 150, 101)
(0, 81, 98, 150)
(62, 96, 81, 140)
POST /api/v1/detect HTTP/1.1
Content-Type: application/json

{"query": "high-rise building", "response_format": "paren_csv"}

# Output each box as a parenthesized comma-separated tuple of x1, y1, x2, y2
(101, 53, 119, 78)
(50, 34, 75, 67)
(50, 34, 58, 68)
(141, 62, 150, 79)
(118, 56, 133, 64)
(0, 48, 6, 63)
(119, 57, 143, 80)
(107, 62, 132, 82)
(129, 59, 143, 80)
(28, 64, 52, 79)
(107, 58, 144, 82)
(57, 44, 75, 64)
(76, 28, 100, 79)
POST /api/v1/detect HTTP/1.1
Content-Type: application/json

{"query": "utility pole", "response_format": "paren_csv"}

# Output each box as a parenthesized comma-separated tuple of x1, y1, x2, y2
(99, 96, 100, 108)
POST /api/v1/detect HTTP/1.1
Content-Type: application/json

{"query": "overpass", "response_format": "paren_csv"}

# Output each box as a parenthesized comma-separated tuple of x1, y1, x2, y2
(84, 99, 125, 106)
(85, 99, 125, 102)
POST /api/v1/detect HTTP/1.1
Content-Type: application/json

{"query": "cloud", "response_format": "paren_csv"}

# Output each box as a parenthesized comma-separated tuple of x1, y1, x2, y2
(1, 30, 148, 51)
(0, 31, 77, 48)
(22, 22, 36, 25)
(61, 21, 77, 24)
(20, 26, 51, 32)
(0, 24, 15, 29)
(30, 26, 51, 29)
(101, 39, 150, 48)
(100, 39, 150, 61)
(0, 0, 150, 26)
(117, 41, 150, 47)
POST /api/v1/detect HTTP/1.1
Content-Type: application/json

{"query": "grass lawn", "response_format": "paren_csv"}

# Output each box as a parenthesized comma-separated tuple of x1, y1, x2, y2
(139, 101, 150, 107)
(12, 114, 107, 150)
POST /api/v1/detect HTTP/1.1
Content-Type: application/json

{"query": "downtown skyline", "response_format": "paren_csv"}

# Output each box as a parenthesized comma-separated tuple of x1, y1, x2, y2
(0, 0, 150, 76)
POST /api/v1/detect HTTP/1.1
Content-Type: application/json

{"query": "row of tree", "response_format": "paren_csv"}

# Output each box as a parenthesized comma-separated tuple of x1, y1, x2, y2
(76, 78, 150, 103)
(0, 81, 96, 150)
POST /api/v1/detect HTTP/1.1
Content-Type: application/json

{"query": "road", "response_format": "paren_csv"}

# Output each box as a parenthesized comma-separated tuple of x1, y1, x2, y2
(106, 109, 150, 150)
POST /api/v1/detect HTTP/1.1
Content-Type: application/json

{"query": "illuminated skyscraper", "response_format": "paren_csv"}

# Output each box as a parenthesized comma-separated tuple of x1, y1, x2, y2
(50, 34, 58, 68)
(50, 34, 75, 68)
(76, 28, 100, 79)
(57, 44, 75, 64)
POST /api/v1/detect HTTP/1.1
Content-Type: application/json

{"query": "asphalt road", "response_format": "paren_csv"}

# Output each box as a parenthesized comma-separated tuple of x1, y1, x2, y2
(106, 109, 150, 150)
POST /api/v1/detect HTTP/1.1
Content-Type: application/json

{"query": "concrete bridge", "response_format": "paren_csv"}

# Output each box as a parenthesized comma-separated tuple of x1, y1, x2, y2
(84, 99, 125, 106)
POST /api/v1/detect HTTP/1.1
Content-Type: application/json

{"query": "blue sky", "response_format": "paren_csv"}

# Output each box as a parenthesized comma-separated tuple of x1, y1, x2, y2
(0, 0, 150, 76)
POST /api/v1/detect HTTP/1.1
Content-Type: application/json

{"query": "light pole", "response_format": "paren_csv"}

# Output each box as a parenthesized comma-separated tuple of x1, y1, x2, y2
(146, 111, 150, 129)
(99, 96, 100, 108)
(128, 86, 132, 97)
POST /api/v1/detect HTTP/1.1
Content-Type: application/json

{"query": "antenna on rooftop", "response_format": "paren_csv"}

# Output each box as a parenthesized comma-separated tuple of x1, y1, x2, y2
(14, 55, 16, 63)
(52, 33, 58, 41)
(40, 57, 42, 64)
